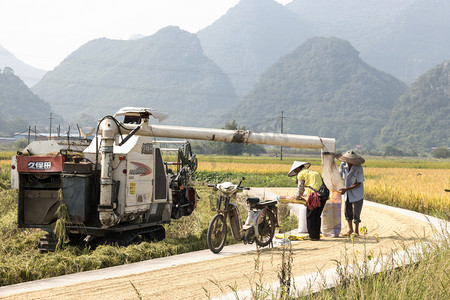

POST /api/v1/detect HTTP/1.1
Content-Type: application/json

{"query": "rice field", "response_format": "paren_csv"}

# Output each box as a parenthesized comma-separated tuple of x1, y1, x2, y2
(195, 155, 450, 219)
(364, 167, 450, 218)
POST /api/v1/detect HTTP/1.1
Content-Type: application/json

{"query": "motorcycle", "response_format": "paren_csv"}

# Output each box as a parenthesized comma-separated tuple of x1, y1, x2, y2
(206, 177, 278, 253)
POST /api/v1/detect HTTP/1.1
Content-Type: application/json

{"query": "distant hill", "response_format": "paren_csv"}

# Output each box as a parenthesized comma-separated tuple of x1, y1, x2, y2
(378, 61, 450, 152)
(32, 26, 237, 127)
(197, 0, 311, 97)
(287, 0, 450, 85)
(0, 44, 47, 87)
(226, 37, 408, 148)
(0, 67, 60, 135)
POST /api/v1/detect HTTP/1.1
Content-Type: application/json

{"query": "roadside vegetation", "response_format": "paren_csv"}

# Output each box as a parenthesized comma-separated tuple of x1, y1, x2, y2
(211, 227, 449, 299)
(306, 231, 450, 299)
(1, 153, 449, 296)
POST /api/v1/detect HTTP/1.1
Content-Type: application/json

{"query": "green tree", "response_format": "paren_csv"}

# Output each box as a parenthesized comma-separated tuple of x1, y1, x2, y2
(245, 143, 267, 156)
(13, 138, 29, 150)
(431, 147, 450, 158)
(209, 120, 244, 156)
(384, 145, 405, 157)
(207, 120, 267, 156)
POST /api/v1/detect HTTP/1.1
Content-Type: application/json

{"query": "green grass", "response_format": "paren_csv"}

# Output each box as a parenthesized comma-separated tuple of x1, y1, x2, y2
(193, 171, 296, 188)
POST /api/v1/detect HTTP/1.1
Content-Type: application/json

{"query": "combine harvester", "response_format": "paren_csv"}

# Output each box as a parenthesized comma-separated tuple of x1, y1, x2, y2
(10, 107, 343, 252)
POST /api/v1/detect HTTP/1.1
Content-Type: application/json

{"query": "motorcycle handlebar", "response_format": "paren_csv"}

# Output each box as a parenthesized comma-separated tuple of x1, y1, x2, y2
(239, 187, 250, 190)
(206, 183, 250, 191)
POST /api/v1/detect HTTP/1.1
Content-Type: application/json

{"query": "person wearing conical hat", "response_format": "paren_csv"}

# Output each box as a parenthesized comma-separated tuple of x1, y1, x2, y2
(288, 161, 327, 241)
(337, 150, 365, 236)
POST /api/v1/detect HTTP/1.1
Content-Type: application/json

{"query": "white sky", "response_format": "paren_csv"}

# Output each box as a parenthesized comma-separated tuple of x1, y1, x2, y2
(0, 0, 292, 70)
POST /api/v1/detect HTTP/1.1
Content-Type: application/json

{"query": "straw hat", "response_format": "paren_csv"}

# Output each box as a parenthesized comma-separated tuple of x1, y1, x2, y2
(336, 150, 365, 165)
(288, 161, 311, 177)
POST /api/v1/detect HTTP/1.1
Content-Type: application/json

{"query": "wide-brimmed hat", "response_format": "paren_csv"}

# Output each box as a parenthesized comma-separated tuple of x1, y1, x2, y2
(288, 161, 311, 177)
(336, 150, 365, 165)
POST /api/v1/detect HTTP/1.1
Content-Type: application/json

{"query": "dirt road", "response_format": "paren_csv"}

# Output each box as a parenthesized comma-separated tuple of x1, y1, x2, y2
(2, 189, 437, 300)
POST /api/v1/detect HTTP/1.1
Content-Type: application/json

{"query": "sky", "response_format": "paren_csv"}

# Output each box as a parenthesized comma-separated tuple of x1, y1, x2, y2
(0, 0, 292, 71)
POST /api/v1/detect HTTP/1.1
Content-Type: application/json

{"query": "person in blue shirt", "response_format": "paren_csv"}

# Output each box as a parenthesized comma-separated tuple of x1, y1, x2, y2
(338, 150, 365, 236)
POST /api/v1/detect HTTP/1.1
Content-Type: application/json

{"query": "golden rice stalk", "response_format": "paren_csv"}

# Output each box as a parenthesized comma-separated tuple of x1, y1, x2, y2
(54, 189, 71, 250)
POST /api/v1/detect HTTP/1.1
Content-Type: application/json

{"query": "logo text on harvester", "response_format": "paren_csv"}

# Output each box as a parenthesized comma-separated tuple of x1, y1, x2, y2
(27, 161, 51, 170)
(129, 161, 152, 176)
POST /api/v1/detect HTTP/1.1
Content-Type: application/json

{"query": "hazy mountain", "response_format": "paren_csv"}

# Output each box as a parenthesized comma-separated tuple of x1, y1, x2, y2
(0, 67, 61, 135)
(197, 0, 311, 97)
(227, 37, 408, 148)
(0, 44, 47, 87)
(378, 60, 450, 152)
(287, 0, 450, 85)
(32, 26, 237, 127)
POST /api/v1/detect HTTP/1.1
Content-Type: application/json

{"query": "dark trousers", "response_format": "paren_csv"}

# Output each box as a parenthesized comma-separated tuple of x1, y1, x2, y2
(306, 199, 327, 239)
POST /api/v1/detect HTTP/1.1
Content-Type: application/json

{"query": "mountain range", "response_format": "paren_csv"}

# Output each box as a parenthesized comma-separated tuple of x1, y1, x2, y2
(226, 37, 408, 148)
(197, 0, 311, 97)
(0, 44, 47, 87)
(378, 60, 450, 152)
(32, 26, 237, 127)
(286, 0, 450, 85)
(0, 67, 62, 135)
(1, 0, 449, 152)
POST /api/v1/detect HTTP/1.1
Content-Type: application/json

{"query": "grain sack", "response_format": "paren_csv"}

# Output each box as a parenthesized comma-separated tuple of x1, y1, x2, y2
(320, 153, 344, 237)
(298, 204, 308, 233)
(321, 191, 342, 237)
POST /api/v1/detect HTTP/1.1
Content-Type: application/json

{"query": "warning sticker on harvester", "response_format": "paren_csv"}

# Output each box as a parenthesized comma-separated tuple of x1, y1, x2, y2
(129, 182, 136, 195)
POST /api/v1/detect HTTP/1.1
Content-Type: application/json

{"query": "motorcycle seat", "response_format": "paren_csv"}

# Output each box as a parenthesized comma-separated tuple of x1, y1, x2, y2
(246, 197, 260, 204)
(256, 200, 278, 207)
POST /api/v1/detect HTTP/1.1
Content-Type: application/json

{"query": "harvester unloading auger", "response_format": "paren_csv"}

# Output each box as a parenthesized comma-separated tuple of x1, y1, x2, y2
(11, 107, 343, 252)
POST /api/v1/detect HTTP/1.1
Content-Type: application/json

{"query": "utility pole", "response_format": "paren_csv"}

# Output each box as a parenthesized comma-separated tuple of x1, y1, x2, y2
(49, 112, 53, 139)
(280, 110, 284, 161)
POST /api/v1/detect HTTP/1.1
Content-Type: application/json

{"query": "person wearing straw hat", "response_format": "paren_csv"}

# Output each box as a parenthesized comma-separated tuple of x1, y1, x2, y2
(337, 150, 365, 236)
(288, 161, 326, 241)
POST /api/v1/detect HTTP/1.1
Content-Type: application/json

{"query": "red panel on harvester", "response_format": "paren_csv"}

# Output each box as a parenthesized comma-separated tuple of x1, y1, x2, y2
(17, 155, 65, 173)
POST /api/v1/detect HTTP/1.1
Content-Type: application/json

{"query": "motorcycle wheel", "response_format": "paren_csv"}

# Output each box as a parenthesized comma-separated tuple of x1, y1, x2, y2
(255, 209, 276, 247)
(207, 214, 227, 253)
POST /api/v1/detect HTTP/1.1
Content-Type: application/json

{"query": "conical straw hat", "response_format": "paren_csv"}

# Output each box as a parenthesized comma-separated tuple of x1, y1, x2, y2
(336, 150, 365, 165)
(288, 161, 311, 177)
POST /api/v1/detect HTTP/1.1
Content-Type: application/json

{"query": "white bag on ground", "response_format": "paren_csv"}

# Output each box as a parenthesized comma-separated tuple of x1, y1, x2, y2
(298, 204, 308, 233)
